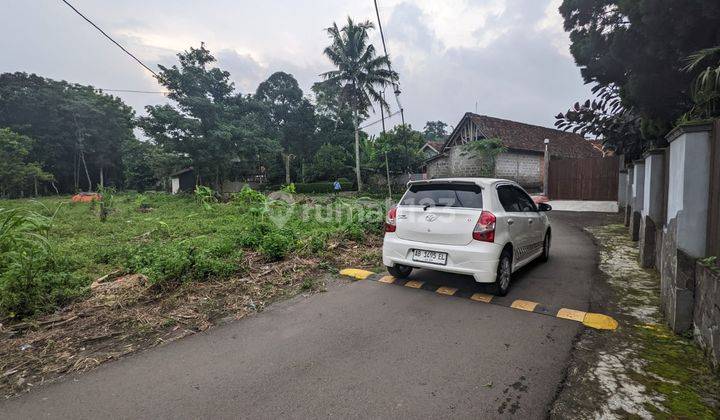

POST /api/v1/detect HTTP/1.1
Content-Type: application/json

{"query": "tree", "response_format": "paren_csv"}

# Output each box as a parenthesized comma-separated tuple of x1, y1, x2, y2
(139, 44, 279, 188)
(255, 72, 317, 184)
(555, 84, 643, 156)
(0, 72, 136, 192)
(309, 143, 351, 181)
(0, 129, 53, 197)
(423, 121, 448, 141)
(558, 0, 720, 155)
(319, 17, 398, 191)
(371, 125, 426, 174)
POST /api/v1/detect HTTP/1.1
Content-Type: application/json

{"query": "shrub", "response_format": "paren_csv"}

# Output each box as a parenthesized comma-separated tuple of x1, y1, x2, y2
(192, 250, 236, 279)
(259, 232, 294, 261)
(97, 186, 116, 222)
(0, 255, 86, 317)
(194, 185, 217, 210)
(232, 186, 266, 206)
(0, 207, 86, 317)
(309, 234, 328, 253)
(342, 223, 365, 242)
(238, 221, 273, 249)
(280, 183, 296, 194)
(134, 193, 150, 210)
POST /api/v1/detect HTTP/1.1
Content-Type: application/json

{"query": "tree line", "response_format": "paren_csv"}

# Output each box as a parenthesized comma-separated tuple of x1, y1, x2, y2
(555, 0, 720, 158)
(0, 18, 449, 198)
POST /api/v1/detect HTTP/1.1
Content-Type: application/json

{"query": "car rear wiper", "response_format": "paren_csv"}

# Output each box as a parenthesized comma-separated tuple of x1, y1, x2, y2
(423, 203, 448, 211)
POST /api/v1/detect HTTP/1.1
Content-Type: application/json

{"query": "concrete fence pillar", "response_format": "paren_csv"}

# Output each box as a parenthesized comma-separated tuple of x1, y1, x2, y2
(638, 149, 665, 268)
(629, 161, 645, 241)
(618, 155, 628, 211)
(624, 164, 634, 227)
(660, 123, 713, 334)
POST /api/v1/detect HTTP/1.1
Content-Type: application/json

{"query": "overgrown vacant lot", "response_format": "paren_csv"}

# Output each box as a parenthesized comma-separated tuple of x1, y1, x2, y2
(0, 191, 386, 395)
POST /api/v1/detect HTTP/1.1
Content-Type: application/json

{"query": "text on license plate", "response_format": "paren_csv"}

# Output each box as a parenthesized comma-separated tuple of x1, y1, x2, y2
(412, 249, 448, 265)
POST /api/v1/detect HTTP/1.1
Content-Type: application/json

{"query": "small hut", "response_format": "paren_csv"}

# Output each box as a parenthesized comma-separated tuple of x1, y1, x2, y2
(170, 167, 195, 194)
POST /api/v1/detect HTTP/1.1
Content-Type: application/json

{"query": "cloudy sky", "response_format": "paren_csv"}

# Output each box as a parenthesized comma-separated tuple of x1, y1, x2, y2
(1, 0, 592, 134)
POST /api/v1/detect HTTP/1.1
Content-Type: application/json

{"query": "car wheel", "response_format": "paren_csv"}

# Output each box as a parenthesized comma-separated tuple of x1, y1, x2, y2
(539, 231, 551, 263)
(387, 265, 412, 279)
(490, 251, 512, 296)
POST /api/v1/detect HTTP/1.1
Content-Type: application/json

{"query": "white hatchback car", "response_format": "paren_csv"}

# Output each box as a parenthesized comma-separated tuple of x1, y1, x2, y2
(382, 178, 552, 296)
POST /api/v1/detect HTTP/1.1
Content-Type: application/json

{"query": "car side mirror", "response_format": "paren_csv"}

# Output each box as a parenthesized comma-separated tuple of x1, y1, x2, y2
(538, 203, 552, 212)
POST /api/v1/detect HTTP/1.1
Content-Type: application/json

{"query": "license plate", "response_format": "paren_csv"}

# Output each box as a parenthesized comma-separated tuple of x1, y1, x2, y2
(412, 249, 448, 265)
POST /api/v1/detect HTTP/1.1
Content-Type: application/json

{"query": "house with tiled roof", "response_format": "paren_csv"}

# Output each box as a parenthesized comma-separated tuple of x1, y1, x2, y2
(423, 113, 601, 190)
(419, 140, 445, 159)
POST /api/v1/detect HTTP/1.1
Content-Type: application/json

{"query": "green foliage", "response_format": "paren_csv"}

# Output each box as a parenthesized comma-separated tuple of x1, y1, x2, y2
(139, 45, 280, 185)
(238, 221, 273, 249)
(309, 144, 351, 181)
(684, 46, 720, 120)
(232, 186, 266, 206)
(295, 181, 353, 193)
(255, 72, 317, 176)
(319, 17, 399, 191)
(0, 207, 85, 317)
(280, 183, 296, 194)
(423, 121, 448, 141)
(0, 193, 385, 318)
(194, 185, 217, 211)
(97, 186, 116, 222)
(259, 231, 294, 261)
(0, 129, 54, 198)
(134, 193, 150, 210)
(0, 72, 136, 193)
(367, 124, 426, 173)
(308, 233, 328, 254)
(557, 0, 720, 154)
(460, 138, 507, 177)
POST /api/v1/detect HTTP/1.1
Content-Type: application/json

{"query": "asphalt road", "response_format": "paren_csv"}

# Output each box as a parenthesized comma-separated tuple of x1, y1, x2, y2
(1, 213, 598, 419)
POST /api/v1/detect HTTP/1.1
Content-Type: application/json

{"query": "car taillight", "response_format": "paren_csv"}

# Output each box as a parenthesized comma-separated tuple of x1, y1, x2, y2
(385, 207, 397, 233)
(473, 211, 496, 242)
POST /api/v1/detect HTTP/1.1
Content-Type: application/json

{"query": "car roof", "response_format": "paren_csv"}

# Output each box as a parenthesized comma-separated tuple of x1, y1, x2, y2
(407, 177, 517, 188)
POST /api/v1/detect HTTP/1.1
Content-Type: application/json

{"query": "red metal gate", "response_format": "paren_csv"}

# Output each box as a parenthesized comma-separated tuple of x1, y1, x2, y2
(548, 156, 619, 201)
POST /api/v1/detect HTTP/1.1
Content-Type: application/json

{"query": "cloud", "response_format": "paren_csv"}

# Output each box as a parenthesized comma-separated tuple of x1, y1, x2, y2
(1, 0, 591, 134)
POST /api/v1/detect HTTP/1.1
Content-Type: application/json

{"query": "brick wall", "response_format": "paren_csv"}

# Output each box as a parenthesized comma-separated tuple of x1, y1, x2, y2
(426, 148, 542, 188)
(495, 152, 543, 188)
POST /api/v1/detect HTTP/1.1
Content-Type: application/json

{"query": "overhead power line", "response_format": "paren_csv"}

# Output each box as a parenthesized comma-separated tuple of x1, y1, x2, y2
(359, 109, 402, 130)
(97, 88, 169, 95)
(59, 0, 159, 78)
(373, 0, 405, 125)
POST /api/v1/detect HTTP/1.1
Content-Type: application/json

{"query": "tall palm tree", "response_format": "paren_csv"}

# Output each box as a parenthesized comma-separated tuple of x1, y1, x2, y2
(320, 17, 398, 192)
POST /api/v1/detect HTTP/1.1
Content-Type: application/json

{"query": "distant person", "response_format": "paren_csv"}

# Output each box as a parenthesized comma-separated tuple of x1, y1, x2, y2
(333, 180, 341, 194)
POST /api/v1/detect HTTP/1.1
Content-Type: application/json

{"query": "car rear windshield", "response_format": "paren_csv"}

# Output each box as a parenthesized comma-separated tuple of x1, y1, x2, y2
(400, 183, 483, 209)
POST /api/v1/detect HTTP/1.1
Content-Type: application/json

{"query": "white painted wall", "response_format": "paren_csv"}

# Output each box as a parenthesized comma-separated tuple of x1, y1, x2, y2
(618, 172, 628, 207)
(632, 162, 645, 212)
(666, 129, 712, 257)
(171, 177, 180, 195)
(643, 153, 664, 221)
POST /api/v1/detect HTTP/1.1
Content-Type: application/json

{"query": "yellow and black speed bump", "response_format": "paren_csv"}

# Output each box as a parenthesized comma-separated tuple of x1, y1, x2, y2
(339, 269, 618, 331)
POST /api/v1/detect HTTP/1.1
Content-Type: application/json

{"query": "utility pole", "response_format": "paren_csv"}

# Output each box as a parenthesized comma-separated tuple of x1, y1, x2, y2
(380, 90, 386, 133)
(385, 151, 392, 199)
(543, 139, 550, 196)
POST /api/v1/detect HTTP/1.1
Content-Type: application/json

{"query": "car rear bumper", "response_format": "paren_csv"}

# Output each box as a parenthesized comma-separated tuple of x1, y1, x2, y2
(382, 233, 502, 283)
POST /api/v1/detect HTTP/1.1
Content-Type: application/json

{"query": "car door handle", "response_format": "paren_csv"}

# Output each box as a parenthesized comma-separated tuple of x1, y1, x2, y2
(528, 219, 533, 224)
(507, 219, 515, 225)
